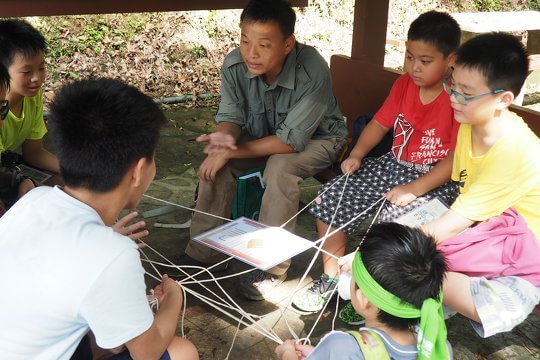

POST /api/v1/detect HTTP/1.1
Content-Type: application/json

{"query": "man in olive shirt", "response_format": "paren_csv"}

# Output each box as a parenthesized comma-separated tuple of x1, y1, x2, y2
(185, 0, 348, 301)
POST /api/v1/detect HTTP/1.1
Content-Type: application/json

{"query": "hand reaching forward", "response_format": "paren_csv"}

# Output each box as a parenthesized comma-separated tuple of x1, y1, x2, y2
(340, 156, 362, 175)
(112, 211, 148, 245)
(384, 183, 417, 207)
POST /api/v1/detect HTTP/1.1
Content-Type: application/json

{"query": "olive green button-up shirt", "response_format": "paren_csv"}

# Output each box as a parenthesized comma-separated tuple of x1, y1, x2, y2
(216, 43, 348, 152)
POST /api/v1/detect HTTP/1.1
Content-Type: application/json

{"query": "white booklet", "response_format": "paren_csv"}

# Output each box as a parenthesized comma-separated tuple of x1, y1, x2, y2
(192, 217, 313, 270)
(394, 197, 449, 228)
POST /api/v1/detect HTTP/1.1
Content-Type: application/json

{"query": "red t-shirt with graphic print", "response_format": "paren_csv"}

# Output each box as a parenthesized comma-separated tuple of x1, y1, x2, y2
(374, 73, 459, 165)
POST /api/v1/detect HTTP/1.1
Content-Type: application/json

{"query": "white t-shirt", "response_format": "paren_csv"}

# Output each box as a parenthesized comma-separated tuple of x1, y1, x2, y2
(0, 186, 153, 359)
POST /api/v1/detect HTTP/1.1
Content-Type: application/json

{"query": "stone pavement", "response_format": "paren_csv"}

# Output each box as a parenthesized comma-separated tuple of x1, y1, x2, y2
(132, 107, 539, 359)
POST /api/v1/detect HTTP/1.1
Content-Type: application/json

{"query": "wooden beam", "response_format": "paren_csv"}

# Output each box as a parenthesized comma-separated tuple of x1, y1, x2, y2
(1, 0, 308, 17)
(351, 0, 389, 65)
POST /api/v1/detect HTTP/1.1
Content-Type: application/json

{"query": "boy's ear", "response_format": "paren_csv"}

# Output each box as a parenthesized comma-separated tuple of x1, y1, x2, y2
(496, 91, 514, 110)
(130, 157, 147, 187)
(446, 52, 457, 67)
(354, 287, 370, 310)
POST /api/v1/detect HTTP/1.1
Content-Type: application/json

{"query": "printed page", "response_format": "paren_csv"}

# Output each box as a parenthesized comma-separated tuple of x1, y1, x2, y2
(394, 197, 449, 228)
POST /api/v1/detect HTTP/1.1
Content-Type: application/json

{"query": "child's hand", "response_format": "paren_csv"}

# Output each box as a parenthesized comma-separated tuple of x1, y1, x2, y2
(153, 274, 182, 305)
(385, 184, 417, 206)
(18, 178, 35, 198)
(338, 252, 356, 274)
(112, 211, 149, 244)
(295, 343, 315, 359)
(275, 340, 300, 359)
(341, 156, 362, 175)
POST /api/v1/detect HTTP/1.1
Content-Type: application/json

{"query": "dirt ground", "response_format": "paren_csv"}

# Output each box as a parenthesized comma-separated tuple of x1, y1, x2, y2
(111, 106, 538, 360)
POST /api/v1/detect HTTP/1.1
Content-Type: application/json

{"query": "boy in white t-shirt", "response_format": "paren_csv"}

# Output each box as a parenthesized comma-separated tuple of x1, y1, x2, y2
(0, 78, 198, 360)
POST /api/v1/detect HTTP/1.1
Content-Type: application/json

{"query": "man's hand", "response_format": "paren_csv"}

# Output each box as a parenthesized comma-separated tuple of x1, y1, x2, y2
(385, 183, 417, 207)
(198, 151, 229, 182)
(153, 274, 182, 305)
(196, 132, 237, 154)
(112, 211, 148, 244)
(340, 156, 362, 175)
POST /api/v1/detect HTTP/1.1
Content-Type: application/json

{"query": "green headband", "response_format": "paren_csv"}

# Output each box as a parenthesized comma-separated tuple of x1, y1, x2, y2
(352, 252, 449, 360)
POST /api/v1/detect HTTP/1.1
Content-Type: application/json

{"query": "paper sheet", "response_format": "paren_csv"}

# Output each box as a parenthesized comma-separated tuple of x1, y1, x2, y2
(394, 197, 449, 228)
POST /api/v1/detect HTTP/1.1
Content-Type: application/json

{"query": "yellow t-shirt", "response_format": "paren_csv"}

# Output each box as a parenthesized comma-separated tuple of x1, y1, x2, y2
(450, 114, 540, 239)
(0, 89, 47, 153)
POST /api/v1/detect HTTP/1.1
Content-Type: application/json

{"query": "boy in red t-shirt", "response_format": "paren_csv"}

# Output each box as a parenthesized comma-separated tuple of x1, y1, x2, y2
(293, 11, 461, 314)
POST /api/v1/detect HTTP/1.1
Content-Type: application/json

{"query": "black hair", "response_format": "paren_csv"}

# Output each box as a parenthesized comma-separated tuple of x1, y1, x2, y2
(0, 63, 9, 91)
(48, 78, 166, 192)
(359, 223, 447, 330)
(408, 10, 461, 58)
(240, 0, 296, 38)
(455, 32, 529, 97)
(0, 19, 47, 69)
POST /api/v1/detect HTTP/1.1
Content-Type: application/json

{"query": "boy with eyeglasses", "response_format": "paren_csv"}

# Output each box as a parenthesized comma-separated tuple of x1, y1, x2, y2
(423, 32, 540, 338)
(0, 63, 34, 216)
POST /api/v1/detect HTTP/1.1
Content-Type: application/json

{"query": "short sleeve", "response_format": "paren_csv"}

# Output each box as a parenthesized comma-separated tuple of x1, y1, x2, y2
(373, 74, 408, 129)
(308, 331, 364, 360)
(451, 138, 537, 221)
(79, 248, 153, 349)
(27, 93, 47, 140)
(215, 52, 246, 127)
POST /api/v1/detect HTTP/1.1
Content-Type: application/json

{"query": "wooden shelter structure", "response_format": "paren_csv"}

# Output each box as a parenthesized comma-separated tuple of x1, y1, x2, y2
(2, 0, 539, 135)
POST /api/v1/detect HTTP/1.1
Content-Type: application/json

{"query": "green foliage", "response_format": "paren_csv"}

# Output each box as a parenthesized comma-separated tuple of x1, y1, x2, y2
(528, 0, 540, 10)
(191, 45, 207, 59)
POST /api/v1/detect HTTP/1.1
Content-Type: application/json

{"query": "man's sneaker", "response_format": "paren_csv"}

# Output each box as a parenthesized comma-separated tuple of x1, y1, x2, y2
(339, 302, 365, 325)
(292, 274, 338, 312)
(238, 270, 287, 301)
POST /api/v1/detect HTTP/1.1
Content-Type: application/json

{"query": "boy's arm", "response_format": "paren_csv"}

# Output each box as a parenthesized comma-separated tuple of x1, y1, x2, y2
(422, 208, 475, 243)
(124, 275, 182, 360)
(385, 152, 454, 206)
(341, 120, 389, 174)
(21, 138, 60, 173)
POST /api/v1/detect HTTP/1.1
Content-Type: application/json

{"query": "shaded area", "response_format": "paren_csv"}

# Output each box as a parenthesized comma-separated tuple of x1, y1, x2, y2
(63, 106, 540, 359)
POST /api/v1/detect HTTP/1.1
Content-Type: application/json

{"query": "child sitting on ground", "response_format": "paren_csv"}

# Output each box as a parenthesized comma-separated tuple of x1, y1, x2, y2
(0, 19, 60, 175)
(276, 223, 451, 359)
(0, 63, 35, 215)
(294, 11, 461, 315)
(0, 78, 198, 360)
(422, 32, 540, 338)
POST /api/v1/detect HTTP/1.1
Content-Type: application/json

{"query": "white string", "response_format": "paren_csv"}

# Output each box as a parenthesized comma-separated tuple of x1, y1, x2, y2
(280, 172, 349, 229)
(143, 193, 231, 222)
(225, 316, 244, 360)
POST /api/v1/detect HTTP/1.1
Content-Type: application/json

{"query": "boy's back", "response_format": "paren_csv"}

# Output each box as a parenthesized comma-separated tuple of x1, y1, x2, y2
(0, 187, 151, 358)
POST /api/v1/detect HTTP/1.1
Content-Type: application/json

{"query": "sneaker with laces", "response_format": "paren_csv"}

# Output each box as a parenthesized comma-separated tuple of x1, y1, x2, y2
(238, 270, 287, 301)
(339, 301, 366, 325)
(292, 274, 338, 312)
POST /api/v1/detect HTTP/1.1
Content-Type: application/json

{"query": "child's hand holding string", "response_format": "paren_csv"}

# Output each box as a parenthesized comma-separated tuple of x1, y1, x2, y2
(340, 156, 362, 175)
(384, 183, 418, 206)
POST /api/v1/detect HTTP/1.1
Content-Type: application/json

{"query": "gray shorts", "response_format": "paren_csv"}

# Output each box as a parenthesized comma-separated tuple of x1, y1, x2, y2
(469, 276, 540, 338)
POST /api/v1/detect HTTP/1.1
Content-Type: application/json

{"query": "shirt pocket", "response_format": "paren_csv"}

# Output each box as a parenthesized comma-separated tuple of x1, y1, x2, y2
(246, 104, 270, 138)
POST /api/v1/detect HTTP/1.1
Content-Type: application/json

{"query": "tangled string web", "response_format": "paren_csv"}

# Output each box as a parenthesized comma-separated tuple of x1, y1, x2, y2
(139, 172, 386, 358)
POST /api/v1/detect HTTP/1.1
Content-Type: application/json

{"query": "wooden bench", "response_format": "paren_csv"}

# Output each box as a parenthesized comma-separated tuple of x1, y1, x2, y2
(314, 54, 540, 183)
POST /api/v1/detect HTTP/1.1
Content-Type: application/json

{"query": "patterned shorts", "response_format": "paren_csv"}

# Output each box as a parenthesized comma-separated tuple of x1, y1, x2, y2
(309, 153, 459, 234)
(469, 276, 540, 338)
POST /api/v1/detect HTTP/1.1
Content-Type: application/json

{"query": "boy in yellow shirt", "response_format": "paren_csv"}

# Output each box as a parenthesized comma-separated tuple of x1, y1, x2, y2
(0, 19, 59, 174)
(423, 32, 540, 337)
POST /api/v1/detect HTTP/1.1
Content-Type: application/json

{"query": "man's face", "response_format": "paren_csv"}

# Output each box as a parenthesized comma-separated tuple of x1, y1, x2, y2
(239, 20, 295, 85)
(7, 51, 46, 98)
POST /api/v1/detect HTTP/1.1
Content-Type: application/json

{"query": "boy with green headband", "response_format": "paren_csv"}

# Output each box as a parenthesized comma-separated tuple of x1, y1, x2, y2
(276, 223, 451, 359)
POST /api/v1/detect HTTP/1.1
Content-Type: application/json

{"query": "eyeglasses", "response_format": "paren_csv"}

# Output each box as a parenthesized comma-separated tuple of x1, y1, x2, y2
(0, 100, 9, 120)
(443, 77, 505, 105)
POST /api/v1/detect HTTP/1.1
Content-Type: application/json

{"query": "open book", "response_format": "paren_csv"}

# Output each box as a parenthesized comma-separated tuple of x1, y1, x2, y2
(394, 197, 449, 228)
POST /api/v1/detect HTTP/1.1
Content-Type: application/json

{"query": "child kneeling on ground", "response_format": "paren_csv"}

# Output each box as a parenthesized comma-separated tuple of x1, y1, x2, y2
(276, 223, 451, 360)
